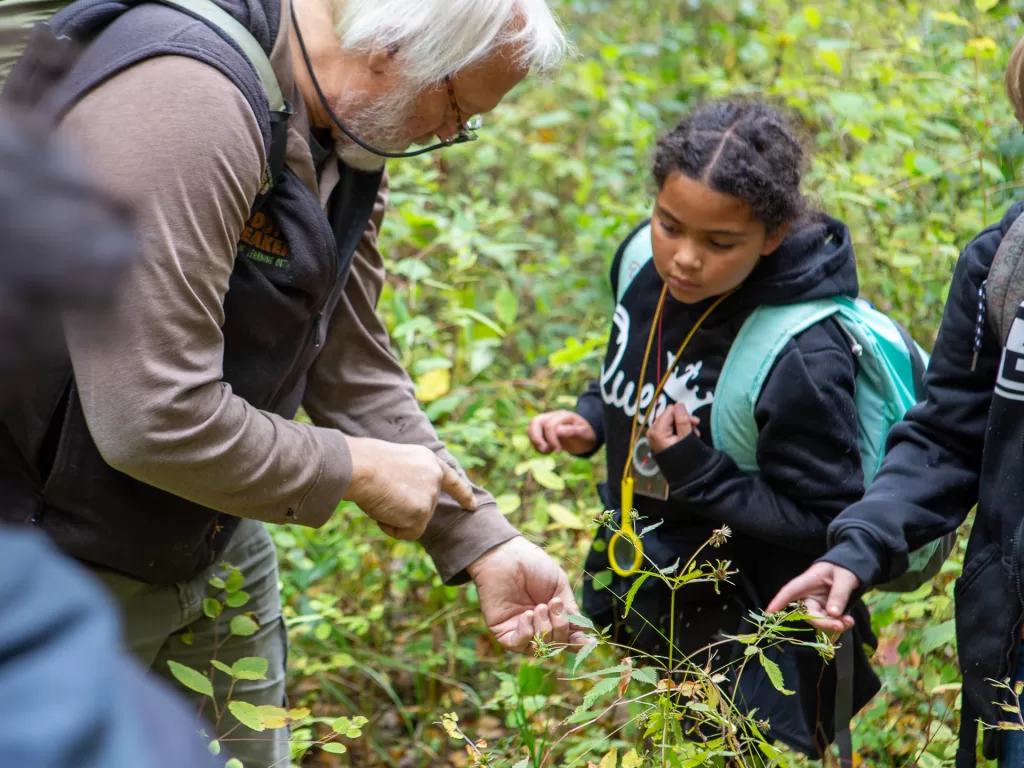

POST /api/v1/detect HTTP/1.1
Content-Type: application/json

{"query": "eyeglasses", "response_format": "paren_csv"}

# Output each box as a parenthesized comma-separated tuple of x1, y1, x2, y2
(444, 75, 483, 146)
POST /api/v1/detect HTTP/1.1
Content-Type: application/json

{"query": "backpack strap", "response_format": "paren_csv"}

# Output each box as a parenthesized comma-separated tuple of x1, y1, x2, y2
(710, 299, 841, 472)
(156, 0, 290, 211)
(614, 222, 653, 305)
(987, 210, 1024, 345)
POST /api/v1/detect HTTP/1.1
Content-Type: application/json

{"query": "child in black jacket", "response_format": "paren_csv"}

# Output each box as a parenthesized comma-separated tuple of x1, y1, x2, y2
(529, 100, 880, 759)
(770, 42, 1024, 768)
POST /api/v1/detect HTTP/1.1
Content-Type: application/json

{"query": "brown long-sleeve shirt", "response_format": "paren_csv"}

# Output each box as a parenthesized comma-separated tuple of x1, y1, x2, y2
(57, 4, 517, 584)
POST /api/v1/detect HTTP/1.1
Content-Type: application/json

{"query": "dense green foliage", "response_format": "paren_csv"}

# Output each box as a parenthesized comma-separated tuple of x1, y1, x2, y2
(275, 1, 1024, 765)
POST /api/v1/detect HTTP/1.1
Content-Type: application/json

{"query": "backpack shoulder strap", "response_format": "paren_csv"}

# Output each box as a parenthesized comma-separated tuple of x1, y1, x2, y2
(987, 207, 1024, 345)
(710, 299, 841, 472)
(613, 222, 653, 305)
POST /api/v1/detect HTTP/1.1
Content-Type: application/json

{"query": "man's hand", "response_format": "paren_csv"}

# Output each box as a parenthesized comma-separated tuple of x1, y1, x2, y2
(767, 562, 860, 634)
(647, 403, 700, 453)
(343, 437, 476, 540)
(467, 536, 591, 652)
(527, 410, 597, 456)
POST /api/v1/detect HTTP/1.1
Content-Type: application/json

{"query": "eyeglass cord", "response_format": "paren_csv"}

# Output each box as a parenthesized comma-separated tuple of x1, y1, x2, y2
(290, 6, 468, 160)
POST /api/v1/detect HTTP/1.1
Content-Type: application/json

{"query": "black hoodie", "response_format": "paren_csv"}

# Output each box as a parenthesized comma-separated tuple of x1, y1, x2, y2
(822, 201, 1024, 765)
(577, 214, 880, 757)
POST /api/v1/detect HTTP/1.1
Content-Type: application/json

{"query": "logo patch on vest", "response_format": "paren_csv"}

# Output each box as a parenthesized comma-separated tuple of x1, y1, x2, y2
(238, 211, 290, 268)
(996, 302, 1024, 402)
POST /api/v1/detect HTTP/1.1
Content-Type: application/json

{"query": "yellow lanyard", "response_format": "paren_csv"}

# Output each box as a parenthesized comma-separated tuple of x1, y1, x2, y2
(619, 286, 735, 532)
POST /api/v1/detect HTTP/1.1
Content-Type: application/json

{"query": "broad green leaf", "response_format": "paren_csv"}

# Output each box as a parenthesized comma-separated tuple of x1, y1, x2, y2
(803, 6, 821, 28)
(322, 742, 348, 754)
(228, 700, 265, 732)
(225, 590, 250, 609)
(817, 48, 842, 74)
(230, 614, 259, 637)
(415, 367, 450, 403)
(532, 466, 565, 490)
(920, 619, 957, 653)
(976, 0, 999, 10)
(623, 572, 652, 618)
(931, 11, 969, 26)
(758, 653, 794, 695)
(210, 660, 234, 676)
(495, 493, 521, 515)
(202, 598, 221, 619)
(547, 503, 585, 529)
(232, 657, 269, 681)
(573, 641, 598, 674)
(225, 760, 243, 768)
(208, 577, 226, 590)
(494, 286, 519, 327)
(592, 569, 614, 591)
(208, 739, 220, 756)
(224, 567, 244, 594)
(166, 661, 213, 698)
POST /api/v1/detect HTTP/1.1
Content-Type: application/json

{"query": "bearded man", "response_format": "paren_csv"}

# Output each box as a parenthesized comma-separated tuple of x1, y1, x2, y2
(0, 1, 584, 765)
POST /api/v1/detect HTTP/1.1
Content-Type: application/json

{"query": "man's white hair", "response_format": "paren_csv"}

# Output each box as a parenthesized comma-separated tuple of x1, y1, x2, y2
(331, 0, 568, 86)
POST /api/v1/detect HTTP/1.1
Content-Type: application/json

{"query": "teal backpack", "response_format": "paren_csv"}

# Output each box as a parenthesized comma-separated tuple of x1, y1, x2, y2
(616, 222, 955, 593)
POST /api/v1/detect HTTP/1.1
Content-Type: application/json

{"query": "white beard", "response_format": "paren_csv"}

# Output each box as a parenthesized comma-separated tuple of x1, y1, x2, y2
(332, 85, 420, 171)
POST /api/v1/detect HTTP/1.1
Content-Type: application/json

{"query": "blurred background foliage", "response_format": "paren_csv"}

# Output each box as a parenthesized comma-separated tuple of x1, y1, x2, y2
(279, 1, 1024, 765)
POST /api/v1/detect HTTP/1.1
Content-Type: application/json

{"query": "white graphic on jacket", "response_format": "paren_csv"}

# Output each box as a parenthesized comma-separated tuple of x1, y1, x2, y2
(600, 304, 715, 425)
(996, 303, 1024, 402)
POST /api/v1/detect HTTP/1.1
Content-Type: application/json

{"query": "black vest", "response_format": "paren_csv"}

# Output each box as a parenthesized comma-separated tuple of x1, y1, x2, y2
(0, 0, 382, 584)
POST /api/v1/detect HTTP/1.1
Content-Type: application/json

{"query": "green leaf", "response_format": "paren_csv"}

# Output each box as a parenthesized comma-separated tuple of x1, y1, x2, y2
(758, 652, 794, 696)
(630, 667, 659, 687)
(592, 570, 614, 591)
(166, 661, 213, 698)
(230, 614, 259, 637)
(976, 0, 999, 11)
(583, 677, 622, 710)
(803, 6, 821, 28)
(623, 572, 652, 618)
(565, 614, 596, 631)
(180, 626, 194, 647)
(228, 700, 266, 732)
(532, 466, 565, 490)
(322, 742, 348, 754)
(931, 11, 970, 26)
(817, 48, 842, 74)
(512, 760, 531, 768)
(573, 641, 598, 674)
(224, 567, 244, 594)
(208, 577, 226, 590)
(495, 493, 521, 515)
(208, 739, 221, 756)
(920, 619, 957, 653)
(225, 760, 244, 768)
(202, 598, 222, 619)
(232, 657, 269, 681)
(211, 660, 234, 676)
(547, 503, 585, 529)
(519, 662, 547, 696)
(225, 590, 251, 609)
(494, 286, 519, 327)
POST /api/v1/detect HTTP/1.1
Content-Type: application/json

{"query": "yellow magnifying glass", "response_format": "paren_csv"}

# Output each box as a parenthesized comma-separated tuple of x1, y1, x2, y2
(608, 476, 643, 576)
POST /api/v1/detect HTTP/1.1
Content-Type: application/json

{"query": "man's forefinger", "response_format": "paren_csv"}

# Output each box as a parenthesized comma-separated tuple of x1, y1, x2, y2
(438, 458, 477, 511)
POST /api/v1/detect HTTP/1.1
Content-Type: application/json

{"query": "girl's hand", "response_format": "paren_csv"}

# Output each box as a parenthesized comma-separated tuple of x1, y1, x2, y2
(527, 410, 598, 456)
(647, 403, 701, 452)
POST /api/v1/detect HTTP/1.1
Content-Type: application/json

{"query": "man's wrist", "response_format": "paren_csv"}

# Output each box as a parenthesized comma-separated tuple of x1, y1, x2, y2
(466, 535, 523, 581)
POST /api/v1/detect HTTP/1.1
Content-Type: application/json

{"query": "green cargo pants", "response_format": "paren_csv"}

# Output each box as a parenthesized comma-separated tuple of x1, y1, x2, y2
(93, 520, 290, 768)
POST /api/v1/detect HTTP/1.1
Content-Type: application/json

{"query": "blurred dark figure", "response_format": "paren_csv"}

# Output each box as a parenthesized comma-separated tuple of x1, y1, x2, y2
(0, 113, 225, 767)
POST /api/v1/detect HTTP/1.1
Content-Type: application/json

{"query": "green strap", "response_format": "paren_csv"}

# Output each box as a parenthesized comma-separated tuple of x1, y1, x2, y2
(710, 300, 841, 471)
(161, 0, 283, 112)
(615, 223, 653, 304)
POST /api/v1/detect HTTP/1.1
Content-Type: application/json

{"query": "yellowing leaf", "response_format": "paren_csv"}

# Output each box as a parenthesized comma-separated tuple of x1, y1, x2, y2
(228, 701, 266, 732)
(853, 173, 879, 187)
(817, 48, 842, 74)
(931, 11, 969, 26)
(599, 748, 618, 768)
(622, 749, 643, 768)
(547, 503, 585, 529)
(415, 367, 451, 403)
(965, 36, 998, 59)
(976, 0, 999, 11)
(803, 5, 821, 28)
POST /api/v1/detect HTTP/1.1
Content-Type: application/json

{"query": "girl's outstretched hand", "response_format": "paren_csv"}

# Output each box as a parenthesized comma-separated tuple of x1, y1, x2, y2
(647, 403, 701, 452)
(528, 410, 598, 456)
(767, 562, 859, 634)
